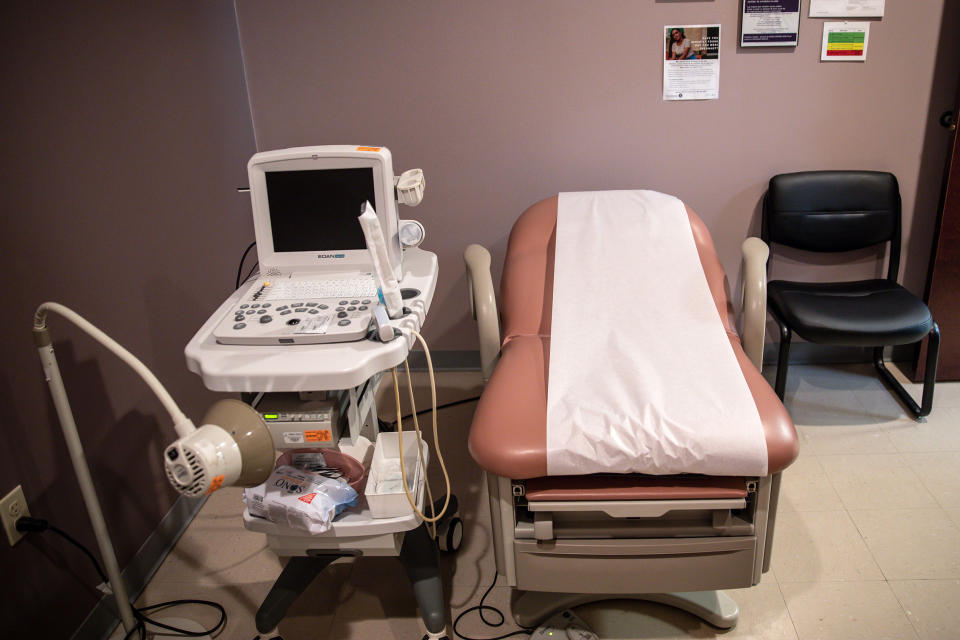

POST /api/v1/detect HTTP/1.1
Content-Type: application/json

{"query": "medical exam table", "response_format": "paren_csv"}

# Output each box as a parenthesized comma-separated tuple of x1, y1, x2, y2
(464, 195, 799, 628)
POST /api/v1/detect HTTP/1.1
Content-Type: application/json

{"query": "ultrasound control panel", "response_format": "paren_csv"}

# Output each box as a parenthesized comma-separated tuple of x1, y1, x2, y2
(212, 282, 375, 345)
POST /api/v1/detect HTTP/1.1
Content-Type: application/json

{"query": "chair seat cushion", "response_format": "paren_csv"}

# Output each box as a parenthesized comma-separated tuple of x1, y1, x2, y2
(768, 279, 932, 346)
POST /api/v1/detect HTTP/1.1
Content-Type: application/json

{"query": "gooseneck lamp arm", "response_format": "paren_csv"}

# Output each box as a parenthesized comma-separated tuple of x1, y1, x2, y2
(32, 302, 199, 635)
(34, 303, 196, 434)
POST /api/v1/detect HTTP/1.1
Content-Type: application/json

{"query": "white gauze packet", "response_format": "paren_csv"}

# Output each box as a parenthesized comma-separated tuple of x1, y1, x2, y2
(243, 465, 358, 534)
(374, 458, 416, 494)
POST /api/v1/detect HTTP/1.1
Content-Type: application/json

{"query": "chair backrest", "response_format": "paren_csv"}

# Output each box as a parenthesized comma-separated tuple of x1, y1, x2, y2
(762, 170, 901, 281)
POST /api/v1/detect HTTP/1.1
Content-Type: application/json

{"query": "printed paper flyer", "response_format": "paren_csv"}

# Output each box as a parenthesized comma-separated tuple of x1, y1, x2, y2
(663, 25, 721, 101)
(810, 0, 884, 18)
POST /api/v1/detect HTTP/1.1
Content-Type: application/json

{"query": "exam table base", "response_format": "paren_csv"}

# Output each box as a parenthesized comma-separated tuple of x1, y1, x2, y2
(254, 523, 449, 638)
(511, 589, 739, 630)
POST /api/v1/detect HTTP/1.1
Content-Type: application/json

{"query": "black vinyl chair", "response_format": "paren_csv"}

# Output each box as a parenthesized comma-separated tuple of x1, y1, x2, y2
(762, 170, 939, 419)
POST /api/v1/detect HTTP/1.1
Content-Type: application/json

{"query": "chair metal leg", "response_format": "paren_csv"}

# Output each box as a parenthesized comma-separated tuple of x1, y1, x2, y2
(762, 472, 782, 574)
(774, 321, 791, 401)
(873, 323, 940, 419)
(920, 323, 940, 416)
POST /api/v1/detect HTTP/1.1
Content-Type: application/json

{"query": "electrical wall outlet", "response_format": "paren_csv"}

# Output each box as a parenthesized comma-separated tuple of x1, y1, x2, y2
(1, 485, 30, 546)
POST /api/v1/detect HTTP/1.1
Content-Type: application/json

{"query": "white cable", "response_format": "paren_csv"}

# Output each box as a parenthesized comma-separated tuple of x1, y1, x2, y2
(392, 330, 451, 527)
(34, 302, 193, 435)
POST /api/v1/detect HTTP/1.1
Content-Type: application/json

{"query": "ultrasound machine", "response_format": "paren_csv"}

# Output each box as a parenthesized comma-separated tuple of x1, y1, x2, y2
(211, 145, 420, 346)
(182, 146, 454, 639)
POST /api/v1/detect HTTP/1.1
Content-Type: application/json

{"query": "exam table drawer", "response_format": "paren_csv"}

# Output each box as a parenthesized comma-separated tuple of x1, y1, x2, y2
(514, 536, 757, 593)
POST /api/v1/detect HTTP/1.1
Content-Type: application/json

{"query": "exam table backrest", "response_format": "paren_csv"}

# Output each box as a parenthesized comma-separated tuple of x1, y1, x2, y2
(499, 196, 738, 343)
(469, 196, 798, 479)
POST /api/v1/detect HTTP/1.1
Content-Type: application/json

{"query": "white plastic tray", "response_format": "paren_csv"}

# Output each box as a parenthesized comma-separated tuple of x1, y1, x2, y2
(242, 435, 430, 540)
(366, 431, 426, 519)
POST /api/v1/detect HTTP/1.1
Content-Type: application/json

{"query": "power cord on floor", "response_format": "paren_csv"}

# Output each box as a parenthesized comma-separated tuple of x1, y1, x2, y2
(15, 516, 227, 639)
(452, 572, 534, 640)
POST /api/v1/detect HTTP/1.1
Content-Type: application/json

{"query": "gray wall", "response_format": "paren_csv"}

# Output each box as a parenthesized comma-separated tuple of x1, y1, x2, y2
(236, 0, 960, 350)
(0, 2, 255, 635)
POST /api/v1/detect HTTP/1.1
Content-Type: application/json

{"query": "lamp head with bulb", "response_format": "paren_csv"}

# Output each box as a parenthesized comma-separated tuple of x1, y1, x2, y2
(164, 399, 275, 497)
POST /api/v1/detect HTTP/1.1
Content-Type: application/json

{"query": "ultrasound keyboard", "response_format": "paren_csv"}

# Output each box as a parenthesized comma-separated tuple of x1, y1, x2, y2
(212, 278, 378, 345)
(264, 276, 378, 301)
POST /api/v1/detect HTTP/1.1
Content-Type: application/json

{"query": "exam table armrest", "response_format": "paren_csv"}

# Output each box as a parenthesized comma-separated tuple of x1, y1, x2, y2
(464, 244, 501, 382)
(740, 237, 769, 372)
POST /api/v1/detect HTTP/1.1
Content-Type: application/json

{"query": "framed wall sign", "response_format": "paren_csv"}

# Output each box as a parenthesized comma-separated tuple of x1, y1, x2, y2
(741, 0, 801, 47)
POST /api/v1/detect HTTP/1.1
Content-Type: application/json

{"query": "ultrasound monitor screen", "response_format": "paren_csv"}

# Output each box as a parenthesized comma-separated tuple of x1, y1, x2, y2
(265, 167, 375, 252)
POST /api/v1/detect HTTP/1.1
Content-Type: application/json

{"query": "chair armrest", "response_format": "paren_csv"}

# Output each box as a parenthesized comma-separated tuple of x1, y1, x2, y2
(740, 237, 769, 372)
(464, 244, 501, 382)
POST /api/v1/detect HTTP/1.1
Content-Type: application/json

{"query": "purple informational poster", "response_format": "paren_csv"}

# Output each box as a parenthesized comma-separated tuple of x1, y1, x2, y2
(741, 0, 800, 47)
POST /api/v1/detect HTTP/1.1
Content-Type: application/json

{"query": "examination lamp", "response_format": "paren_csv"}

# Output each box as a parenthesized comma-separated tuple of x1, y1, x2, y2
(34, 303, 276, 497)
(32, 302, 276, 635)
(163, 399, 274, 497)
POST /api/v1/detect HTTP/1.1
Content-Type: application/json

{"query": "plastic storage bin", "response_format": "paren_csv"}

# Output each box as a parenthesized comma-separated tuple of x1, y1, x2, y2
(365, 431, 425, 518)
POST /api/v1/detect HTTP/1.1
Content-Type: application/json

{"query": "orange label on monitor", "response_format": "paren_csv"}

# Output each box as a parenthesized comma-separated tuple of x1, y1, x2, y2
(356, 146, 381, 152)
(304, 430, 332, 442)
(206, 475, 225, 494)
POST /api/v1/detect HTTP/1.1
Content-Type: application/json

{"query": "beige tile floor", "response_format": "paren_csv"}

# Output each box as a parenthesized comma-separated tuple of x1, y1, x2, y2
(113, 364, 960, 640)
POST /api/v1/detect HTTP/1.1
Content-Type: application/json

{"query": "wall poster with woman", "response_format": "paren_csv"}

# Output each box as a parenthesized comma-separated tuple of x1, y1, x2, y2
(663, 25, 721, 101)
